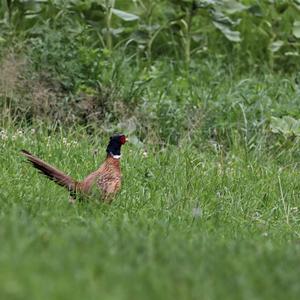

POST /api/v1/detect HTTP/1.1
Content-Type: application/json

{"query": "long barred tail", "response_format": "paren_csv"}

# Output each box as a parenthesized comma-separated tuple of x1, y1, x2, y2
(21, 149, 76, 192)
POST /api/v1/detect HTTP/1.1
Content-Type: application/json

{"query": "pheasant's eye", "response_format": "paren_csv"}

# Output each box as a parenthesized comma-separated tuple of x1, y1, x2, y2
(119, 135, 127, 144)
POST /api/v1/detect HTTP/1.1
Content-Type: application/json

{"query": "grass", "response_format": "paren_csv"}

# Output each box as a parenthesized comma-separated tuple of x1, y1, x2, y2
(1, 126, 300, 300)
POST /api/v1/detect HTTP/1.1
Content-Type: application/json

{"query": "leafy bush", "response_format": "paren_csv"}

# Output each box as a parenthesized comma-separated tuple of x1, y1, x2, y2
(2, 0, 300, 70)
(1, 0, 300, 146)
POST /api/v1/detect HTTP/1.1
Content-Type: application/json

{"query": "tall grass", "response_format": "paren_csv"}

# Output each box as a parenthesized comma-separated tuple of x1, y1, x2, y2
(0, 127, 300, 300)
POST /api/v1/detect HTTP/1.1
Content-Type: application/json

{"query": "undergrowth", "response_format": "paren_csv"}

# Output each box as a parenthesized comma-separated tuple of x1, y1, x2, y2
(1, 48, 300, 149)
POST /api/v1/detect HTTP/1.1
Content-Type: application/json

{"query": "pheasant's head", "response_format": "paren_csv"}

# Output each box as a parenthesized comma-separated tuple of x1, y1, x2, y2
(106, 134, 127, 159)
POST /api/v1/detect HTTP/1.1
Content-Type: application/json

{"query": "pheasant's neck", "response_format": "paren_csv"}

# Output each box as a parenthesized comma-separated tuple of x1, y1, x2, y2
(109, 153, 121, 159)
(105, 155, 121, 168)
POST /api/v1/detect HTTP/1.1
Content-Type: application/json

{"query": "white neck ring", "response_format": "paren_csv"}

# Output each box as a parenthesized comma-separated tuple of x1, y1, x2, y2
(110, 153, 121, 159)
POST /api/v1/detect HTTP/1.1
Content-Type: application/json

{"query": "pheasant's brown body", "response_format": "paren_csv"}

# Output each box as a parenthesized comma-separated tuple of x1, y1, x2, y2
(21, 135, 127, 203)
(76, 156, 122, 202)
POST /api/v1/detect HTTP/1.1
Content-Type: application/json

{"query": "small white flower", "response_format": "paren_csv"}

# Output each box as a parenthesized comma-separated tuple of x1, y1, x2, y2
(192, 207, 202, 218)
(253, 212, 261, 220)
(31, 128, 36, 134)
(0, 131, 8, 140)
(291, 207, 298, 213)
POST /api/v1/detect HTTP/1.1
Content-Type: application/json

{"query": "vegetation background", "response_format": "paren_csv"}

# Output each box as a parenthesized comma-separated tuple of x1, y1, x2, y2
(1, 1, 300, 299)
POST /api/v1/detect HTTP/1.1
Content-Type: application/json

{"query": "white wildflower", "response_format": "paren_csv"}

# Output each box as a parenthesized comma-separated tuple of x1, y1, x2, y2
(192, 206, 202, 218)
(291, 207, 298, 213)
(0, 130, 8, 141)
(253, 211, 261, 220)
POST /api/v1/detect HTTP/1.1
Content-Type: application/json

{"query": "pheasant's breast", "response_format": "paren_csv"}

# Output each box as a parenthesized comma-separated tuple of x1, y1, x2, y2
(96, 165, 121, 196)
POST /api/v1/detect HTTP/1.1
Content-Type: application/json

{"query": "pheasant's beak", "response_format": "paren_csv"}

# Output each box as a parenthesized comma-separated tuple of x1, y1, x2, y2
(125, 137, 129, 143)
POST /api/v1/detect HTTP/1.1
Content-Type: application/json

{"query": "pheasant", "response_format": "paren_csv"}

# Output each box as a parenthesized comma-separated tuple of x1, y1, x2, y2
(21, 134, 127, 203)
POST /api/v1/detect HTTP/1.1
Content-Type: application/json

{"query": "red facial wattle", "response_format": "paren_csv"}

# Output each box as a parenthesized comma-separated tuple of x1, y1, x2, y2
(120, 135, 127, 145)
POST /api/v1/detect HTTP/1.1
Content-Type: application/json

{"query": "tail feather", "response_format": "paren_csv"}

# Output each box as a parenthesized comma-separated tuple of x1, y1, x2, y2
(21, 149, 76, 191)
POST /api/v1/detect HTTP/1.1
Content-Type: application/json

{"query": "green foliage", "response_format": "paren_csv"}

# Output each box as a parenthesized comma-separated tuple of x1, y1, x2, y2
(1, 1, 300, 142)
(1, 0, 300, 70)
(1, 48, 300, 147)
(271, 115, 300, 137)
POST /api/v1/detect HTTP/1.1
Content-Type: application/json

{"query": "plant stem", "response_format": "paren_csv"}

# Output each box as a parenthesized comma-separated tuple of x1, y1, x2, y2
(185, 6, 193, 69)
(105, 0, 115, 50)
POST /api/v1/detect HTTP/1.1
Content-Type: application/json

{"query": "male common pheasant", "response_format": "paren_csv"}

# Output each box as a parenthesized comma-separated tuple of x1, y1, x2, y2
(21, 134, 127, 203)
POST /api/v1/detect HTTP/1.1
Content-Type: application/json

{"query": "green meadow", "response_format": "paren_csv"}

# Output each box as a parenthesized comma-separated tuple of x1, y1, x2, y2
(1, 1, 300, 299)
(1, 123, 300, 300)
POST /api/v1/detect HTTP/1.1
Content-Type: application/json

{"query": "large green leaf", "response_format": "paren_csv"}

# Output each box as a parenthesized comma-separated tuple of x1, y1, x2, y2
(284, 51, 300, 56)
(111, 8, 139, 21)
(213, 21, 241, 42)
(222, 0, 248, 14)
(270, 40, 284, 53)
(270, 116, 300, 137)
(293, 21, 300, 38)
(212, 10, 238, 26)
(294, 0, 300, 10)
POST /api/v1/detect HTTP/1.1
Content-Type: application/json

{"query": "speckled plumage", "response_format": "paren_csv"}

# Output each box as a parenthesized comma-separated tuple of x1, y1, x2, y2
(76, 156, 122, 202)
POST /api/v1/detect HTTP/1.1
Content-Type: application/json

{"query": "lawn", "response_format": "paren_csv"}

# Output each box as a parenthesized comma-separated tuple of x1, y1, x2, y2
(1, 126, 300, 300)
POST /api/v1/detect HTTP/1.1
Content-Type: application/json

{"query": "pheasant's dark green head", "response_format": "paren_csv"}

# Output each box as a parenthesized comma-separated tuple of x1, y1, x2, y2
(106, 134, 127, 158)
